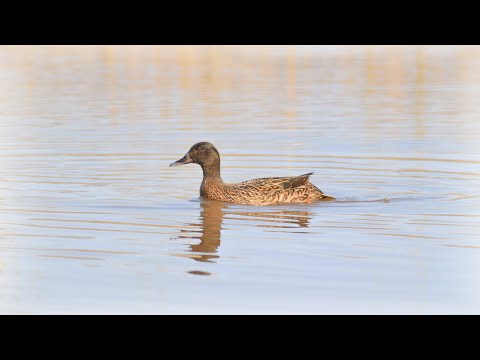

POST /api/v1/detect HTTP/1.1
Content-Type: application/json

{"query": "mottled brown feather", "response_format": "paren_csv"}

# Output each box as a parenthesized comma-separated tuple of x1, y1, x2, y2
(201, 173, 334, 206)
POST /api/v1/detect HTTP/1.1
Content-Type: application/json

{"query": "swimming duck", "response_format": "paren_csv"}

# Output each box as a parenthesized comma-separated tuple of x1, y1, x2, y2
(170, 142, 335, 206)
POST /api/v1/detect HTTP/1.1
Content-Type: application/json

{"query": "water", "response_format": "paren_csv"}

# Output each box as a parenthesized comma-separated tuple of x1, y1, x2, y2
(0, 45, 479, 314)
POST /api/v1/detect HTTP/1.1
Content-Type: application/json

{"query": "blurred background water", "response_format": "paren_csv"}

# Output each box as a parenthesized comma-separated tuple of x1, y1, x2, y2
(0, 45, 479, 314)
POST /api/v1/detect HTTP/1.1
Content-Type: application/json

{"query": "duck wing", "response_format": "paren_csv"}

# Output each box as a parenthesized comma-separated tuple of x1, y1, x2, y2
(281, 172, 313, 190)
(224, 173, 324, 205)
(236, 172, 313, 190)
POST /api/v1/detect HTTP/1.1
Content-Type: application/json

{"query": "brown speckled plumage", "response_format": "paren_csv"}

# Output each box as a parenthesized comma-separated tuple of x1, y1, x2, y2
(170, 142, 335, 206)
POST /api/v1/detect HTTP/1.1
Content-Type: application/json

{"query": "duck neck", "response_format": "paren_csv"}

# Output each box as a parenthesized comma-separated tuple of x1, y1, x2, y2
(201, 161, 223, 183)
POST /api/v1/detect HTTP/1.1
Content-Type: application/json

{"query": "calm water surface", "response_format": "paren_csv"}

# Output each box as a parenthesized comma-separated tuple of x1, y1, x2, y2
(0, 45, 479, 314)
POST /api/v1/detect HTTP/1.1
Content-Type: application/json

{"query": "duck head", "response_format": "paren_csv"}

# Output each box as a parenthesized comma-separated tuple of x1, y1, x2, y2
(170, 142, 221, 173)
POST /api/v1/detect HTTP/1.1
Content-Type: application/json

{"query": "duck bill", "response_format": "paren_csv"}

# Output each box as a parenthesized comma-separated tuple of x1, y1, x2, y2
(170, 153, 193, 167)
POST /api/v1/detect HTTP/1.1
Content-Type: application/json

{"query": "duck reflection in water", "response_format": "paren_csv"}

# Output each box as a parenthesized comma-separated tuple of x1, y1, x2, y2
(176, 199, 313, 263)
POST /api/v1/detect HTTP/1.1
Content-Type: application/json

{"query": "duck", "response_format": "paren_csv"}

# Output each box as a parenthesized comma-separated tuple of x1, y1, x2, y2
(170, 142, 335, 206)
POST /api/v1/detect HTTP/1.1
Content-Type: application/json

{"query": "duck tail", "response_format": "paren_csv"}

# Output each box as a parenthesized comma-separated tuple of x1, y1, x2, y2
(321, 194, 336, 201)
